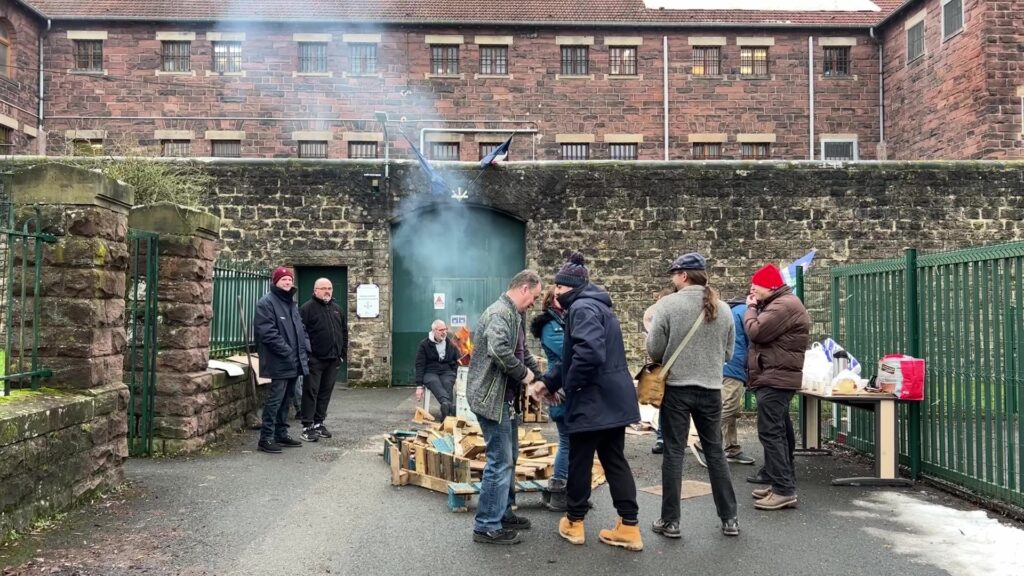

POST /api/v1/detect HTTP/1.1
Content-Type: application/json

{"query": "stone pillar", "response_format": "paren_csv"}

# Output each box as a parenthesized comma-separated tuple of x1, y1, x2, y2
(128, 202, 224, 454)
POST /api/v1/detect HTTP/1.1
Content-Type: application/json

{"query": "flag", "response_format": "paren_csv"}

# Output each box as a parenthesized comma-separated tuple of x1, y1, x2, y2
(782, 249, 817, 287)
(401, 132, 451, 196)
(479, 133, 514, 168)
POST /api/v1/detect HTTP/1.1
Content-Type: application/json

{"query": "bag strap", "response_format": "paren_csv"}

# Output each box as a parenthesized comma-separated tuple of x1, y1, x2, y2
(661, 313, 704, 373)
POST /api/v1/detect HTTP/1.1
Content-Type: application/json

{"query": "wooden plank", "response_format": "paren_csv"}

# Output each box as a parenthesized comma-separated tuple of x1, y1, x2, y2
(414, 444, 426, 474)
(404, 470, 451, 493)
(389, 442, 404, 486)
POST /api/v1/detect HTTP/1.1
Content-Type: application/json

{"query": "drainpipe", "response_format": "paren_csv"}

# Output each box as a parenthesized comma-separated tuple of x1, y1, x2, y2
(38, 19, 50, 154)
(663, 36, 669, 161)
(808, 36, 815, 160)
(870, 27, 885, 156)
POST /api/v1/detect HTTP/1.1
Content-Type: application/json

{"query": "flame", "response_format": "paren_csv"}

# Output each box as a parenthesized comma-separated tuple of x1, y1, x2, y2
(453, 326, 473, 366)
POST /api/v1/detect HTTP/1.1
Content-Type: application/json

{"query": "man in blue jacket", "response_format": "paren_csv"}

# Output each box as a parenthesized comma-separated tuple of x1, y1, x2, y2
(254, 266, 310, 454)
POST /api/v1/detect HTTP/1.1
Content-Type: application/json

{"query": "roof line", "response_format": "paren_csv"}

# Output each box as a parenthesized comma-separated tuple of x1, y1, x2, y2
(872, 0, 920, 28)
(11, 0, 50, 22)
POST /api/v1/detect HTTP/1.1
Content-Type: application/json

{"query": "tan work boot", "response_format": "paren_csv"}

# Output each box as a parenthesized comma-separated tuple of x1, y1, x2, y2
(598, 517, 644, 551)
(754, 492, 798, 510)
(751, 487, 772, 499)
(559, 516, 585, 545)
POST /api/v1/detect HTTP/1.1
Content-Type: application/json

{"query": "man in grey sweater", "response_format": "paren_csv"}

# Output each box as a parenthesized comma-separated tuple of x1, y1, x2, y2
(646, 252, 739, 538)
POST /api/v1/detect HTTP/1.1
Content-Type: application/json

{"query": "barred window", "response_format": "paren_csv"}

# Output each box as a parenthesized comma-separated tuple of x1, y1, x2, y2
(560, 46, 589, 75)
(740, 47, 768, 76)
(161, 140, 191, 157)
(349, 43, 377, 74)
(942, 0, 964, 39)
(907, 22, 925, 63)
(479, 45, 508, 75)
(298, 141, 328, 159)
(823, 47, 850, 77)
(74, 40, 103, 71)
(692, 143, 722, 160)
(213, 41, 242, 73)
(348, 141, 378, 159)
(431, 45, 459, 75)
(299, 42, 328, 73)
(691, 46, 720, 76)
(609, 143, 637, 160)
(73, 139, 104, 156)
(609, 46, 637, 76)
(741, 143, 770, 160)
(0, 26, 9, 78)
(822, 141, 857, 161)
(478, 142, 509, 161)
(211, 140, 241, 158)
(161, 41, 191, 72)
(560, 143, 589, 160)
(429, 142, 459, 161)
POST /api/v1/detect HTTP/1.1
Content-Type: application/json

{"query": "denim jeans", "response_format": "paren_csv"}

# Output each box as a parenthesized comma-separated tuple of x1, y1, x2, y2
(755, 387, 797, 496)
(474, 402, 519, 533)
(660, 385, 737, 522)
(261, 377, 297, 442)
(551, 412, 570, 481)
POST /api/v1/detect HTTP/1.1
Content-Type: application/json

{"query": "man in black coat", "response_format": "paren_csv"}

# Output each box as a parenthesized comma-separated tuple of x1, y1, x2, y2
(415, 319, 460, 419)
(254, 266, 310, 454)
(298, 278, 348, 442)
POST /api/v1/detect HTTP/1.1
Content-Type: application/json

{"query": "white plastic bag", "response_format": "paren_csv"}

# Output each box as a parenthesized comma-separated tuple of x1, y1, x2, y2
(802, 343, 831, 392)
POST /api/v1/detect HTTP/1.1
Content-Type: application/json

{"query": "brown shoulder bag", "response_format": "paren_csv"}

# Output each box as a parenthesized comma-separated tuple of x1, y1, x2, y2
(635, 314, 704, 408)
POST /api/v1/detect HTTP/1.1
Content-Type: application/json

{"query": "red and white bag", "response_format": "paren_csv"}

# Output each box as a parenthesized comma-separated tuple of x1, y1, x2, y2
(877, 354, 925, 400)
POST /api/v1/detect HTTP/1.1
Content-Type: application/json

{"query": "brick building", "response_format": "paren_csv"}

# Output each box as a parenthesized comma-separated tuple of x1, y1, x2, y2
(0, 0, 1020, 161)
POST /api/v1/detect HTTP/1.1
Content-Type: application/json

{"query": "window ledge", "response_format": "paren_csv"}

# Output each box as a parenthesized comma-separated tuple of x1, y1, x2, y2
(424, 73, 466, 79)
(343, 72, 383, 78)
(740, 74, 774, 81)
(555, 74, 595, 80)
(68, 69, 108, 76)
(687, 74, 725, 80)
(206, 70, 247, 77)
(293, 71, 333, 77)
(474, 73, 513, 80)
(604, 74, 643, 80)
(156, 70, 196, 76)
(906, 54, 925, 66)
(819, 74, 859, 81)
(942, 28, 964, 43)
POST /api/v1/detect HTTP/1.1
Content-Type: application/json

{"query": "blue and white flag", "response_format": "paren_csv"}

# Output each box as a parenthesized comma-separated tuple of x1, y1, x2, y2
(782, 249, 817, 287)
(401, 132, 451, 196)
(479, 134, 514, 168)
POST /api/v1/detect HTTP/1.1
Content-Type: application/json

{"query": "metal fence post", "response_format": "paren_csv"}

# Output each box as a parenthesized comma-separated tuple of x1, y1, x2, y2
(905, 247, 921, 480)
(796, 265, 805, 428)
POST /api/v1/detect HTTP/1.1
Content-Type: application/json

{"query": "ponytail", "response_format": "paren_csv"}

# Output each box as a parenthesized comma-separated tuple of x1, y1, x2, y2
(684, 269, 719, 322)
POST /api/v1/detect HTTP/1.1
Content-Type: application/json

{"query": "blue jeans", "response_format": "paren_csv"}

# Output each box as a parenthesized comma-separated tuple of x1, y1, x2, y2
(474, 402, 519, 533)
(551, 412, 570, 481)
(261, 377, 296, 442)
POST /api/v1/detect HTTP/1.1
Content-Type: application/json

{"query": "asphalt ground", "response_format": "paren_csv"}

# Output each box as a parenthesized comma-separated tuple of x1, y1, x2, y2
(2, 387, 1015, 576)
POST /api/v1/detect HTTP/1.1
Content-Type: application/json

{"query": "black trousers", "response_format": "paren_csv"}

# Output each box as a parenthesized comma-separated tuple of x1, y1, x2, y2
(301, 356, 341, 426)
(755, 387, 797, 496)
(423, 370, 457, 418)
(566, 427, 639, 523)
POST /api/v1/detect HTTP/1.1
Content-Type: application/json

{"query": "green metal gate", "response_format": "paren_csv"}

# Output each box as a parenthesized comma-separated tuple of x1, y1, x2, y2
(126, 230, 159, 456)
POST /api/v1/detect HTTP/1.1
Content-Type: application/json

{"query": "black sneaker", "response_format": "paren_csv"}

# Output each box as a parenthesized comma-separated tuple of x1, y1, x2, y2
(300, 427, 319, 442)
(501, 513, 531, 530)
(726, 452, 756, 465)
(690, 443, 708, 468)
(315, 424, 332, 438)
(276, 436, 302, 447)
(721, 517, 740, 537)
(473, 528, 521, 545)
(745, 473, 771, 485)
(651, 440, 664, 454)
(257, 440, 282, 454)
(651, 518, 681, 539)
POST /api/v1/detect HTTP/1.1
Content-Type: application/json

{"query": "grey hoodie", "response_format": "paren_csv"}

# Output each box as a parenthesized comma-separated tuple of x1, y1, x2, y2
(645, 285, 734, 390)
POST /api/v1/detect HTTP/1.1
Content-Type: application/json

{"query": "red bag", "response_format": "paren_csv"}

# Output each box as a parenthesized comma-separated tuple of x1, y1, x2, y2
(877, 354, 925, 400)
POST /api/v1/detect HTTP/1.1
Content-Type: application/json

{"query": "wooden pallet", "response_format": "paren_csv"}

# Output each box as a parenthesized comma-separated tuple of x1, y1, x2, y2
(447, 480, 547, 512)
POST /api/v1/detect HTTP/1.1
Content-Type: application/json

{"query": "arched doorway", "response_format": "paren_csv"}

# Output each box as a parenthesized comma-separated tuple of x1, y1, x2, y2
(391, 204, 526, 385)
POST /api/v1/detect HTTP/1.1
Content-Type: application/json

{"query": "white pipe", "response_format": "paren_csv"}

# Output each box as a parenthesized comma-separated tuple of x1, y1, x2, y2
(418, 127, 538, 160)
(808, 36, 815, 161)
(870, 26, 885, 145)
(38, 19, 50, 144)
(663, 36, 669, 161)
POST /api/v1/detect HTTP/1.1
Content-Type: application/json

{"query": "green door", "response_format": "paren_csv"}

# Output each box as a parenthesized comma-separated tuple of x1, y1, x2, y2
(391, 207, 525, 386)
(295, 266, 348, 384)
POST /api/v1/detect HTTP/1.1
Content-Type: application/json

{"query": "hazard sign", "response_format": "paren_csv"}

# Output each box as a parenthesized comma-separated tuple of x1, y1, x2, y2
(433, 293, 446, 309)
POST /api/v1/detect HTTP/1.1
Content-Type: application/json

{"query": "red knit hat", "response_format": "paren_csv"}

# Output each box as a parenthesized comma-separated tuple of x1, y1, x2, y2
(751, 264, 785, 290)
(271, 266, 293, 285)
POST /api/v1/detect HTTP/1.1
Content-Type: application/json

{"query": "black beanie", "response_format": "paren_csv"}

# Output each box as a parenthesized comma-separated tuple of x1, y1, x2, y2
(555, 251, 589, 287)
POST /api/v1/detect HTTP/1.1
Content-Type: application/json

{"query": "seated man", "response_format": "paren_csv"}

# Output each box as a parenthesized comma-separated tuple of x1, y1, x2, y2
(415, 320, 461, 418)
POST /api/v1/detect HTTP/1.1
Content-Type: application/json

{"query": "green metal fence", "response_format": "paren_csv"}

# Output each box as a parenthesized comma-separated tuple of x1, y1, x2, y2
(826, 242, 1024, 508)
(125, 230, 159, 456)
(211, 260, 270, 358)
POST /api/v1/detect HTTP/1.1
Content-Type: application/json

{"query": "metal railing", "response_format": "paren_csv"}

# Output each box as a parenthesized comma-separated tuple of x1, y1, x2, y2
(210, 259, 269, 358)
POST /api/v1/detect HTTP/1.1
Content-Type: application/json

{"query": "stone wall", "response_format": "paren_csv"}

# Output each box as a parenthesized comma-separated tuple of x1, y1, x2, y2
(206, 158, 1024, 385)
(0, 0, 43, 154)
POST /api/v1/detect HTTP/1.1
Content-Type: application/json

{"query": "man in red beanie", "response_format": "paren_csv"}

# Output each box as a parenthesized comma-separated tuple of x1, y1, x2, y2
(743, 263, 809, 510)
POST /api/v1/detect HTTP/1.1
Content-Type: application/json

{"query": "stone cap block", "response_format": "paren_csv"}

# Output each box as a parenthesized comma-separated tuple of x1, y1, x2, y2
(129, 202, 220, 240)
(10, 164, 133, 212)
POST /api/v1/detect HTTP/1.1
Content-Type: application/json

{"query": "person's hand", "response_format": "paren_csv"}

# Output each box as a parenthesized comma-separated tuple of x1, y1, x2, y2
(521, 367, 535, 385)
(746, 293, 757, 307)
(415, 386, 424, 402)
(528, 381, 549, 403)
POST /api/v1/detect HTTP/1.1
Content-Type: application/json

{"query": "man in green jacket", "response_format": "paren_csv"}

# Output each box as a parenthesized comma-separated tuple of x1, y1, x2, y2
(467, 270, 543, 545)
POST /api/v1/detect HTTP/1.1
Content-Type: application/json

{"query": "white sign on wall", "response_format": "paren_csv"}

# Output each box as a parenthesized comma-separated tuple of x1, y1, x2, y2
(356, 284, 380, 318)
(450, 315, 467, 328)
(433, 293, 446, 310)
